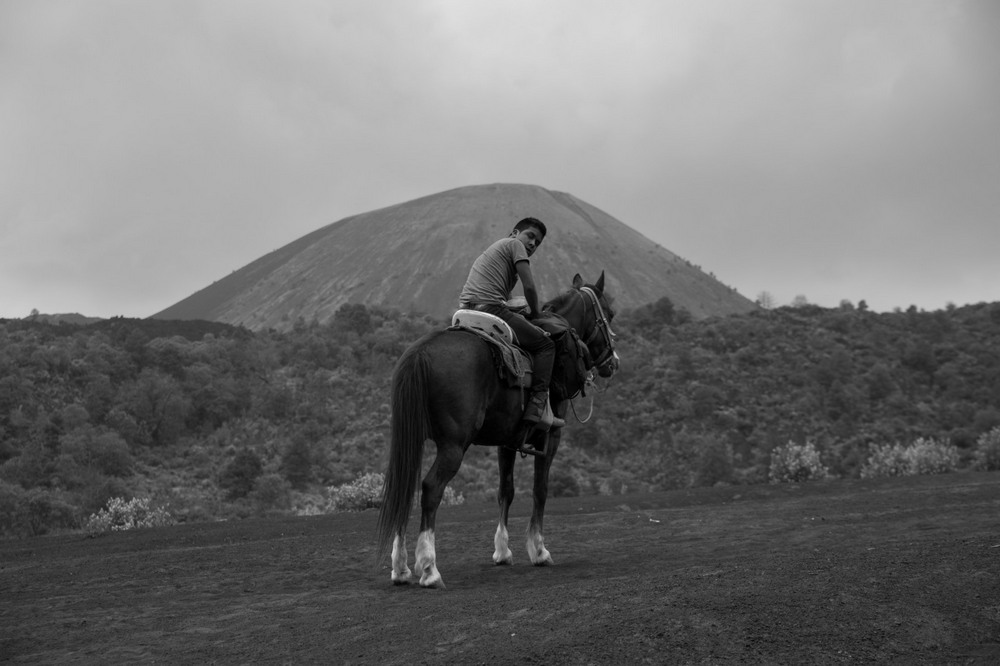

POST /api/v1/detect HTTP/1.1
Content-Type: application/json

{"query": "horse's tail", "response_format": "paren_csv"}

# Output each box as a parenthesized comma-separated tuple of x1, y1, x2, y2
(375, 341, 432, 564)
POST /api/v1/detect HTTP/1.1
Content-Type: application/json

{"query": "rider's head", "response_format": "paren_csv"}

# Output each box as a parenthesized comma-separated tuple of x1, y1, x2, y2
(512, 217, 546, 239)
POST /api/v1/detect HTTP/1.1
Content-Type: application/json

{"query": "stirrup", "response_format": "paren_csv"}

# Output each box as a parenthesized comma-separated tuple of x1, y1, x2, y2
(516, 428, 549, 458)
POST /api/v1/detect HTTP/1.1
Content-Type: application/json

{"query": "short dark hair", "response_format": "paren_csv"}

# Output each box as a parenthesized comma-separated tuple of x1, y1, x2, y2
(514, 217, 547, 238)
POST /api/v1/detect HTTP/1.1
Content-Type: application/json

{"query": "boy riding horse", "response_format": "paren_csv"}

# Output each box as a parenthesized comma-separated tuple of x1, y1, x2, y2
(458, 217, 564, 430)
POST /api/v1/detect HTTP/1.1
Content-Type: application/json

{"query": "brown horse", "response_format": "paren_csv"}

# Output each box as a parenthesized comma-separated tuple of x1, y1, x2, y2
(376, 272, 619, 587)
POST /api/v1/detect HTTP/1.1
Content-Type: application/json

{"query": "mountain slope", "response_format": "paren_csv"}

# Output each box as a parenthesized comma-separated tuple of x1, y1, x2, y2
(153, 183, 756, 329)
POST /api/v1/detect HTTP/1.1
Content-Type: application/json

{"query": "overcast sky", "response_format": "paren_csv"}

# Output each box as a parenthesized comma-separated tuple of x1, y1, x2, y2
(2, 0, 998, 319)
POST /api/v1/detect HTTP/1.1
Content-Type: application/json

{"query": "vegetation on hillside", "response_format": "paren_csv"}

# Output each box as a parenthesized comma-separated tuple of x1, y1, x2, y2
(2, 298, 999, 537)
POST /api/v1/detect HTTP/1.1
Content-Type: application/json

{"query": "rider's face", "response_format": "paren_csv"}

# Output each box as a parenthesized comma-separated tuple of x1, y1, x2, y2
(511, 226, 543, 257)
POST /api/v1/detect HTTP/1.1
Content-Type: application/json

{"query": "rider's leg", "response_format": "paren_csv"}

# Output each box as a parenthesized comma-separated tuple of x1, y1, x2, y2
(495, 310, 562, 429)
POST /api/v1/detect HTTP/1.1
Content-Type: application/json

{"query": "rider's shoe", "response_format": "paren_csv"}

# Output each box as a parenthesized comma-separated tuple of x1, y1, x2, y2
(522, 390, 565, 431)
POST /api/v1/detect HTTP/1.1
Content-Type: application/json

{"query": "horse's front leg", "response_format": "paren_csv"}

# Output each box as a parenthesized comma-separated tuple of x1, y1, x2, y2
(526, 407, 565, 565)
(493, 445, 517, 565)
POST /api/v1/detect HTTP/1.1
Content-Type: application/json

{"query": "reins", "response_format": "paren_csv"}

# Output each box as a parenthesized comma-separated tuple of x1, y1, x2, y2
(564, 286, 618, 424)
(578, 286, 618, 375)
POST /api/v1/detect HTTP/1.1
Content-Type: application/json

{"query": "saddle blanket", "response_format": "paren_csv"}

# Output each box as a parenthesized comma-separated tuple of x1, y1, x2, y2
(448, 309, 589, 399)
(449, 309, 532, 388)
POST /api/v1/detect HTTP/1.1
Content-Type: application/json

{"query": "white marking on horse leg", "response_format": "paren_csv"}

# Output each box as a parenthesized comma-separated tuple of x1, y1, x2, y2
(493, 521, 513, 565)
(526, 524, 553, 566)
(391, 534, 412, 584)
(415, 529, 445, 588)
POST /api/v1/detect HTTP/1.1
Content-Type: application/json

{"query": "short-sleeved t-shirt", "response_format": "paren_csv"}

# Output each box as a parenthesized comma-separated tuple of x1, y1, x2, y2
(459, 237, 529, 306)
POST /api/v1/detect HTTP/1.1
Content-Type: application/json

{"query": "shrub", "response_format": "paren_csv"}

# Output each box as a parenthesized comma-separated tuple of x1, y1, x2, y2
(973, 427, 1000, 471)
(0, 483, 80, 537)
(768, 441, 830, 484)
(732, 464, 767, 486)
(84, 497, 174, 536)
(549, 467, 582, 497)
(0, 480, 24, 536)
(218, 449, 263, 500)
(326, 472, 464, 512)
(860, 438, 960, 478)
(80, 476, 133, 515)
(0, 441, 49, 489)
(328, 472, 385, 511)
(0, 481, 79, 537)
(60, 427, 133, 477)
(280, 438, 313, 489)
(860, 443, 910, 478)
(694, 441, 734, 487)
(248, 473, 292, 514)
(291, 491, 328, 516)
(442, 485, 465, 507)
(908, 437, 960, 475)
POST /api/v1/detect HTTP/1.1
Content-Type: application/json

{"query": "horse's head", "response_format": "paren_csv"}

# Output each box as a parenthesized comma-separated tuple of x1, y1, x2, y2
(544, 271, 620, 378)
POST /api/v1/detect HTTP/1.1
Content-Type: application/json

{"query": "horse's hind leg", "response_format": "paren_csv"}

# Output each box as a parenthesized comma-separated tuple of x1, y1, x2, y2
(391, 533, 412, 584)
(415, 441, 466, 589)
(493, 446, 516, 565)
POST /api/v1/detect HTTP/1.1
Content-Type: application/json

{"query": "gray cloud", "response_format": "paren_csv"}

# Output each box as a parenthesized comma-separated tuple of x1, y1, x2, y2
(2, 0, 997, 317)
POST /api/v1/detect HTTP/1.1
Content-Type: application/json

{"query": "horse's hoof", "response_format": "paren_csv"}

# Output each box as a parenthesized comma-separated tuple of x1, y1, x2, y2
(391, 570, 412, 585)
(493, 549, 513, 565)
(529, 549, 553, 566)
(419, 573, 446, 589)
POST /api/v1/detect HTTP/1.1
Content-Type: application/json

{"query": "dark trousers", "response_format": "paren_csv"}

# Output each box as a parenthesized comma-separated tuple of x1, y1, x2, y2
(474, 304, 554, 393)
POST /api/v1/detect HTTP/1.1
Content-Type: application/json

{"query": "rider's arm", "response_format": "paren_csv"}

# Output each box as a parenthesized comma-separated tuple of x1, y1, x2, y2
(515, 259, 540, 319)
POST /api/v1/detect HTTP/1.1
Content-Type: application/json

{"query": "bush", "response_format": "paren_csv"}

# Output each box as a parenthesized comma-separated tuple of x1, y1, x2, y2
(908, 437, 960, 475)
(280, 438, 313, 489)
(218, 449, 263, 500)
(327, 472, 384, 512)
(0, 441, 49, 489)
(291, 491, 328, 516)
(859, 443, 910, 478)
(973, 427, 1000, 471)
(248, 473, 292, 514)
(80, 476, 133, 515)
(0, 482, 80, 537)
(694, 442, 734, 487)
(84, 497, 174, 536)
(442, 485, 465, 507)
(549, 467, 582, 497)
(860, 438, 960, 478)
(326, 472, 464, 512)
(59, 427, 132, 477)
(768, 441, 830, 484)
(0, 481, 77, 537)
(0, 480, 24, 536)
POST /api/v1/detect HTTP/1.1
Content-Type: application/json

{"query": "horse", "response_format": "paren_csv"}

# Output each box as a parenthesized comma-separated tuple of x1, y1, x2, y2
(375, 271, 619, 588)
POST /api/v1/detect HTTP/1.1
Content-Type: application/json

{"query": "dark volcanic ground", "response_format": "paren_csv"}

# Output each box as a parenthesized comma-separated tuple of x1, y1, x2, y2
(2, 473, 999, 664)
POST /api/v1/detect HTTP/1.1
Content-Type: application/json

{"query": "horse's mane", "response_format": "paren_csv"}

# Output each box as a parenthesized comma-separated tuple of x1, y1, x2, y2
(543, 285, 614, 315)
(542, 289, 577, 313)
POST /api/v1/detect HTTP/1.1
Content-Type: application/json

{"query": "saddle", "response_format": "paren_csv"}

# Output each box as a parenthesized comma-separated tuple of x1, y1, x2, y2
(449, 309, 532, 388)
(449, 309, 590, 399)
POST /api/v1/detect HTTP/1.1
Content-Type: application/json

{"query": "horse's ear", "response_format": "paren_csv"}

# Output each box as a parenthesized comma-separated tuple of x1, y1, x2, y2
(596, 271, 605, 292)
(572, 273, 583, 289)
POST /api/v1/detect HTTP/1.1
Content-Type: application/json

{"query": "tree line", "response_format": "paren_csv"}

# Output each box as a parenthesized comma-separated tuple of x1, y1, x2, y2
(2, 297, 999, 536)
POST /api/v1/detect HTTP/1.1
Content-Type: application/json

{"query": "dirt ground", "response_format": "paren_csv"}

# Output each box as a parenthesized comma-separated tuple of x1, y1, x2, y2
(2, 472, 999, 665)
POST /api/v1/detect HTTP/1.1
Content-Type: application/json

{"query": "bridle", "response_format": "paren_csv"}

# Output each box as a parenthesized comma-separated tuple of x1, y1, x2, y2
(578, 286, 619, 376)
